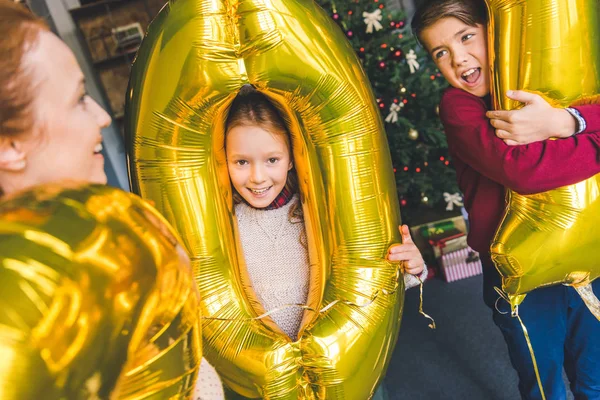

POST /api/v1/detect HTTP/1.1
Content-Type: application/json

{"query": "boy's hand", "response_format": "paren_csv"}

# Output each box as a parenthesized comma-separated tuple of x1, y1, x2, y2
(486, 90, 577, 145)
(387, 225, 424, 276)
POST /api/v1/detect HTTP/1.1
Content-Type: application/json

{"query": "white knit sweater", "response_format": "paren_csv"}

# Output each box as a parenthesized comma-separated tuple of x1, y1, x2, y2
(194, 358, 224, 400)
(234, 195, 426, 340)
(235, 195, 310, 340)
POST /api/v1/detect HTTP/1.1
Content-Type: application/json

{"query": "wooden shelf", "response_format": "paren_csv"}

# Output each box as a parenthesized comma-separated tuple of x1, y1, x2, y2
(69, 0, 138, 19)
(93, 47, 138, 68)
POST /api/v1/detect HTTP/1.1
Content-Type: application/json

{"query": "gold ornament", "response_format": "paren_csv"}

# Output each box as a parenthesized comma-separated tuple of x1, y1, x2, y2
(408, 128, 419, 140)
(487, 0, 600, 317)
(0, 183, 201, 399)
(126, 0, 404, 398)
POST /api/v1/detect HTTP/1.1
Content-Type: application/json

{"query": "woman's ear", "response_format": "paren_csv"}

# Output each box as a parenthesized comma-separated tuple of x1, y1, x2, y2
(288, 160, 293, 171)
(0, 137, 27, 172)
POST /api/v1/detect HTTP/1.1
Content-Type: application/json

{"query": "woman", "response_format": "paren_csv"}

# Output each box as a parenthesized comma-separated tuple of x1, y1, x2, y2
(0, 2, 223, 398)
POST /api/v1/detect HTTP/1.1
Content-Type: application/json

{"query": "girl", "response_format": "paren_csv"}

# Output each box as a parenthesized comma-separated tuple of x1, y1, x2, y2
(0, 2, 223, 399)
(224, 84, 426, 397)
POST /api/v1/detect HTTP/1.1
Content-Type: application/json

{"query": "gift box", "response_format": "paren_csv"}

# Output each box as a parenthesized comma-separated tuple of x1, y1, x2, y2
(430, 233, 483, 282)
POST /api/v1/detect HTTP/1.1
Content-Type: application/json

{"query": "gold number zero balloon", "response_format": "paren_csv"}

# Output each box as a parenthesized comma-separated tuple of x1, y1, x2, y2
(487, 0, 600, 316)
(125, 0, 404, 398)
(0, 184, 201, 400)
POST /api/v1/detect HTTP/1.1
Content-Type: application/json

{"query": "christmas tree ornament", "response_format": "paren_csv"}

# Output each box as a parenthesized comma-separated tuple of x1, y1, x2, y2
(487, 0, 600, 319)
(126, 0, 404, 398)
(408, 128, 419, 140)
(385, 102, 403, 123)
(443, 192, 464, 211)
(406, 49, 420, 73)
(363, 9, 383, 33)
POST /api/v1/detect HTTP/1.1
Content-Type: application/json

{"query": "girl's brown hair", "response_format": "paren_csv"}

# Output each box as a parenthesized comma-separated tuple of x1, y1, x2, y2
(411, 0, 488, 45)
(0, 1, 49, 138)
(225, 85, 303, 221)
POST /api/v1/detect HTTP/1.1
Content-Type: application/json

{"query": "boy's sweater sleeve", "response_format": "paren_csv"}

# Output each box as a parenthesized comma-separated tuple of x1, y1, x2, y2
(573, 104, 600, 134)
(439, 88, 600, 195)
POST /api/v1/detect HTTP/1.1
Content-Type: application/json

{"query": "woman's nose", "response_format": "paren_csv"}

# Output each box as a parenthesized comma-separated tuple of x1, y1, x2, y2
(91, 98, 112, 128)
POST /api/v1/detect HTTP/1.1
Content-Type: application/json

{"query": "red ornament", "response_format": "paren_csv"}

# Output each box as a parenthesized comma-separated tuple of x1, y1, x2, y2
(379, 102, 385, 109)
(378, 61, 386, 70)
(416, 167, 421, 173)
(348, 10, 353, 15)
(393, 168, 397, 173)
(379, 4, 384, 9)
(440, 156, 445, 161)
(403, 166, 409, 172)
(333, 13, 339, 20)
(347, 30, 353, 37)
(401, 199, 407, 206)
(444, 160, 450, 165)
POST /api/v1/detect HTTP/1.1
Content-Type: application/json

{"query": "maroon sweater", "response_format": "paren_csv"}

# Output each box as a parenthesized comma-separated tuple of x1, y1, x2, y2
(439, 87, 600, 257)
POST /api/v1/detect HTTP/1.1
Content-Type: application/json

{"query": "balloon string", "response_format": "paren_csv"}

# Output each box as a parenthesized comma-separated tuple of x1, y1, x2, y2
(573, 283, 600, 321)
(417, 276, 436, 329)
(494, 287, 546, 400)
(204, 266, 404, 323)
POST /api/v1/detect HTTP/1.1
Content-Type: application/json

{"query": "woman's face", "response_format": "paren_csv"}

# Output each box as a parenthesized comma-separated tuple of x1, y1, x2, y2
(2, 30, 111, 193)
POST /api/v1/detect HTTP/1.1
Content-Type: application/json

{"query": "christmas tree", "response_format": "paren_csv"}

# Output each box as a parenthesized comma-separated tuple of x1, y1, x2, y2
(318, 0, 461, 224)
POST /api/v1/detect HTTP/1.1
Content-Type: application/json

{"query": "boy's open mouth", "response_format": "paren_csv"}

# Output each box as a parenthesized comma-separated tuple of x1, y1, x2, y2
(461, 67, 481, 84)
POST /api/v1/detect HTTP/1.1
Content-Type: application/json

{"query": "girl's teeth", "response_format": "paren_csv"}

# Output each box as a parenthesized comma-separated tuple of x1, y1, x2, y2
(250, 188, 269, 194)
(94, 143, 103, 153)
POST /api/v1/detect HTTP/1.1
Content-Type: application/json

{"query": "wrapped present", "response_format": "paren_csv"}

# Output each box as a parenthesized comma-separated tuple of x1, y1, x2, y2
(429, 233, 483, 282)
(440, 246, 483, 282)
(428, 232, 467, 258)
(419, 219, 460, 240)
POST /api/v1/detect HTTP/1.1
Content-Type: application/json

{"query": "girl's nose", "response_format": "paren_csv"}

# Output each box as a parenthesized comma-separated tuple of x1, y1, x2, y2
(250, 164, 266, 183)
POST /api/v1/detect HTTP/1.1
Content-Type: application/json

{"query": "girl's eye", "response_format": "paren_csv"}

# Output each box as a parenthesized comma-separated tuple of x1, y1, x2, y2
(434, 50, 447, 59)
(267, 157, 279, 164)
(462, 33, 474, 42)
(235, 160, 248, 166)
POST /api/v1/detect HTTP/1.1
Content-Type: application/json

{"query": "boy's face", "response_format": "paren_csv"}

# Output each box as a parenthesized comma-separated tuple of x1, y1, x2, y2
(421, 17, 489, 97)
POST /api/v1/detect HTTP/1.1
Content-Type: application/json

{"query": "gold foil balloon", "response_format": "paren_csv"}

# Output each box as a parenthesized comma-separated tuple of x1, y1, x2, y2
(126, 0, 404, 398)
(487, 0, 600, 317)
(0, 184, 201, 399)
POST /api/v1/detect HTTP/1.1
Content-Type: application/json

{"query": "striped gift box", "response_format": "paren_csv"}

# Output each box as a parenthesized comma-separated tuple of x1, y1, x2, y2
(440, 247, 483, 283)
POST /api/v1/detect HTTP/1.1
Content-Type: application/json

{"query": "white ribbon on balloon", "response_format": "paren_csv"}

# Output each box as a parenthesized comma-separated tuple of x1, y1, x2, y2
(406, 49, 420, 74)
(385, 102, 403, 123)
(444, 192, 464, 211)
(363, 9, 383, 34)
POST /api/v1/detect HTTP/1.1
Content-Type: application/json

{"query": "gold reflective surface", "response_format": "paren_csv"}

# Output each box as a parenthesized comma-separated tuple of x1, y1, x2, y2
(487, 0, 600, 310)
(126, 0, 404, 398)
(0, 184, 201, 399)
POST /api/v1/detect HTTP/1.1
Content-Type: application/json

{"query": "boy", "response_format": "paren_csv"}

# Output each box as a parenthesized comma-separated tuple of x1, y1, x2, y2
(412, 0, 600, 398)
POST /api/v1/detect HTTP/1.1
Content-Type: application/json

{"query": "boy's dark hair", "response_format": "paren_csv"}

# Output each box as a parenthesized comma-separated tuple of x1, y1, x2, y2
(412, 0, 488, 45)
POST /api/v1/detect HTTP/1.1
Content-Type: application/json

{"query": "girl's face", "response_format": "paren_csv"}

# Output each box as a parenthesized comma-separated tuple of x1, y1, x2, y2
(226, 125, 293, 208)
(420, 17, 490, 97)
(0, 30, 111, 195)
